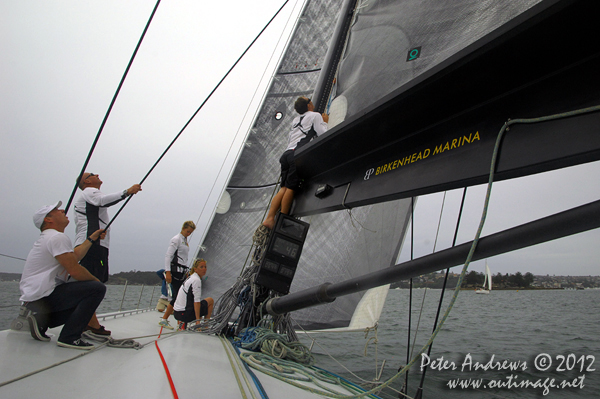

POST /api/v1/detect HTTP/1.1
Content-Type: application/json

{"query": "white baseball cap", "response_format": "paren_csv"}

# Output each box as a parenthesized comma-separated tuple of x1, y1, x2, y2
(33, 201, 62, 229)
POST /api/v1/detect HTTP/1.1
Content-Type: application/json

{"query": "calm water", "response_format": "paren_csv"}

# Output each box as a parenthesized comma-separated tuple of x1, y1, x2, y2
(0, 281, 159, 330)
(2, 282, 598, 398)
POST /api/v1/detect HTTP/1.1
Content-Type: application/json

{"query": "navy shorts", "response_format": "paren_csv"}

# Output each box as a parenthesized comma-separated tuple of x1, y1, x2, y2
(280, 150, 299, 190)
(174, 299, 209, 323)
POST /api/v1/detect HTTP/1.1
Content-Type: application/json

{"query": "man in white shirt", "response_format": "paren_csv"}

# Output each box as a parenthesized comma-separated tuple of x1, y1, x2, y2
(20, 201, 106, 350)
(74, 172, 141, 335)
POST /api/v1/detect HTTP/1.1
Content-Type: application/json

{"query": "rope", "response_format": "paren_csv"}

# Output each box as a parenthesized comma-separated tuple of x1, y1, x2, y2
(408, 288, 427, 361)
(0, 325, 180, 388)
(229, 338, 272, 399)
(220, 335, 253, 399)
(81, 331, 142, 349)
(0, 253, 26, 261)
(192, 0, 301, 247)
(415, 187, 468, 397)
(64, 0, 162, 213)
(201, 202, 293, 337)
(240, 352, 381, 398)
(102, 0, 293, 232)
(238, 327, 314, 365)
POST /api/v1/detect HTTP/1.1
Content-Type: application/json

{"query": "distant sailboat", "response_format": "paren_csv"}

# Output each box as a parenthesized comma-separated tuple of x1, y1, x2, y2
(475, 262, 493, 294)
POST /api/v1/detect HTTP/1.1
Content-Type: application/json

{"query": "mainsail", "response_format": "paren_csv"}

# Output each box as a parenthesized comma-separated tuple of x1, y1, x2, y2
(329, 0, 543, 122)
(196, 0, 555, 330)
(197, 0, 413, 331)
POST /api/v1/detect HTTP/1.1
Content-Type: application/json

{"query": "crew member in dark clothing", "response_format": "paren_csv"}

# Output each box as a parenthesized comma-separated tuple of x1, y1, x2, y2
(74, 172, 142, 335)
(262, 97, 328, 229)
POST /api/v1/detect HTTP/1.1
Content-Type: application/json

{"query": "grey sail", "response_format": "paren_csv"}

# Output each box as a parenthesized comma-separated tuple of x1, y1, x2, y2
(197, 0, 549, 330)
(330, 0, 543, 122)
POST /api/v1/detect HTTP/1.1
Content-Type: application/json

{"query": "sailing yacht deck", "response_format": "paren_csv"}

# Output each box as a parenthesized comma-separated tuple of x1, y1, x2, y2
(0, 309, 359, 398)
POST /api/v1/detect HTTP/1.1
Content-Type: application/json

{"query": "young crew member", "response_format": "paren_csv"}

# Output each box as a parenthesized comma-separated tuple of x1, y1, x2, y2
(262, 97, 328, 229)
(158, 221, 196, 330)
(173, 258, 214, 330)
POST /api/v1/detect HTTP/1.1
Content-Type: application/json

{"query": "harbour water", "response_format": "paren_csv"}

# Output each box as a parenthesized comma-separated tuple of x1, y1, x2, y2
(1, 281, 598, 398)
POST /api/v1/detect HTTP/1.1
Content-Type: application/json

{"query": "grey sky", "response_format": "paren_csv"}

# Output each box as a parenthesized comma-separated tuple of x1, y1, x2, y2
(1, 0, 303, 273)
(1, 1, 599, 279)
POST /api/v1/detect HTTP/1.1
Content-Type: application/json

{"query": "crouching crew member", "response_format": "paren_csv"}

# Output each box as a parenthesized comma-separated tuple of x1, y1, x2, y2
(19, 201, 106, 350)
(173, 258, 214, 330)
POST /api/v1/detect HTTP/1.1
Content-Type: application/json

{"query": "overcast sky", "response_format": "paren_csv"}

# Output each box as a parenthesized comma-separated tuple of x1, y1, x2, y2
(1, 1, 599, 279)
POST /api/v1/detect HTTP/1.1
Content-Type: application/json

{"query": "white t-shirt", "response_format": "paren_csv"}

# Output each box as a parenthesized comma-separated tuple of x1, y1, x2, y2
(74, 187, 125, 248)
(20, 229, 73, 302)
(286, 111, 328, 151)
(173, 273, 202, 312)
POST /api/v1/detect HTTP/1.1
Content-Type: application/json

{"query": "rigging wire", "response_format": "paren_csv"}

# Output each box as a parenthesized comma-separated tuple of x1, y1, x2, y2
(102, 0, 293, 234)
(432, 191, 447, 252)
(64, 0, 162, 213)
(0, 253, 26, 262)
(403, 189, 448, 396)
(191, 0, 302, 250)
(403, 197, 414, 395)
(414, 187, 467, 399)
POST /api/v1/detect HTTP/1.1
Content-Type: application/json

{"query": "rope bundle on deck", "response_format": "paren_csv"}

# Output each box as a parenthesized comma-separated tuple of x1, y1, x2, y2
(237, 326, 314, 365)
(83, 331, 142, 349)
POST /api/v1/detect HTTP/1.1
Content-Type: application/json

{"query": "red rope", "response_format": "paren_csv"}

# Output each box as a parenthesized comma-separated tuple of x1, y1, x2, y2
(155, 329, 179, 399)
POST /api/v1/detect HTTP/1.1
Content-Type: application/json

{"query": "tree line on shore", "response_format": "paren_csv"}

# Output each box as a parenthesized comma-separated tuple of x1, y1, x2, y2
(0, 270, 549, 289)
(391, 271, 536, 289)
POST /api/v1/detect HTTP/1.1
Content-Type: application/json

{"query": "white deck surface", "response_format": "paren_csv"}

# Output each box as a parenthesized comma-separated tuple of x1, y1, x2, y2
(0, 309, 362, 398)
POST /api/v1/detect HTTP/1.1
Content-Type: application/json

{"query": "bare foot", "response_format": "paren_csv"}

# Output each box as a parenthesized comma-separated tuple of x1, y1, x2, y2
(262, 218, 275, 230)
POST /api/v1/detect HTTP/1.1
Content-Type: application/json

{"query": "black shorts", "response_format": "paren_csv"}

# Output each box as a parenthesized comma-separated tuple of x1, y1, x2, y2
(280, 149, 299, 190)
(169, 279, 184, 307)
(79, 245, 109, 283)
(173, 299, 209, 323)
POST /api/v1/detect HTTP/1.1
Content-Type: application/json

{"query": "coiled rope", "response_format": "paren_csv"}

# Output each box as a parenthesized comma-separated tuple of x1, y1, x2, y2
(82, 331, 142, 349)
(238, 327, 314, 365)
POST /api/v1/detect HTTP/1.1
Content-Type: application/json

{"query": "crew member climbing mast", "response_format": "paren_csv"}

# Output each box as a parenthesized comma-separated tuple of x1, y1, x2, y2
(261, 96, 329, 229)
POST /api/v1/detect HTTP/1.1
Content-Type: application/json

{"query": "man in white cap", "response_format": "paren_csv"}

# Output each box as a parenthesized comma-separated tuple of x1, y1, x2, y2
(19, 201, 106, 350)
(74, 172, 142, 335)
